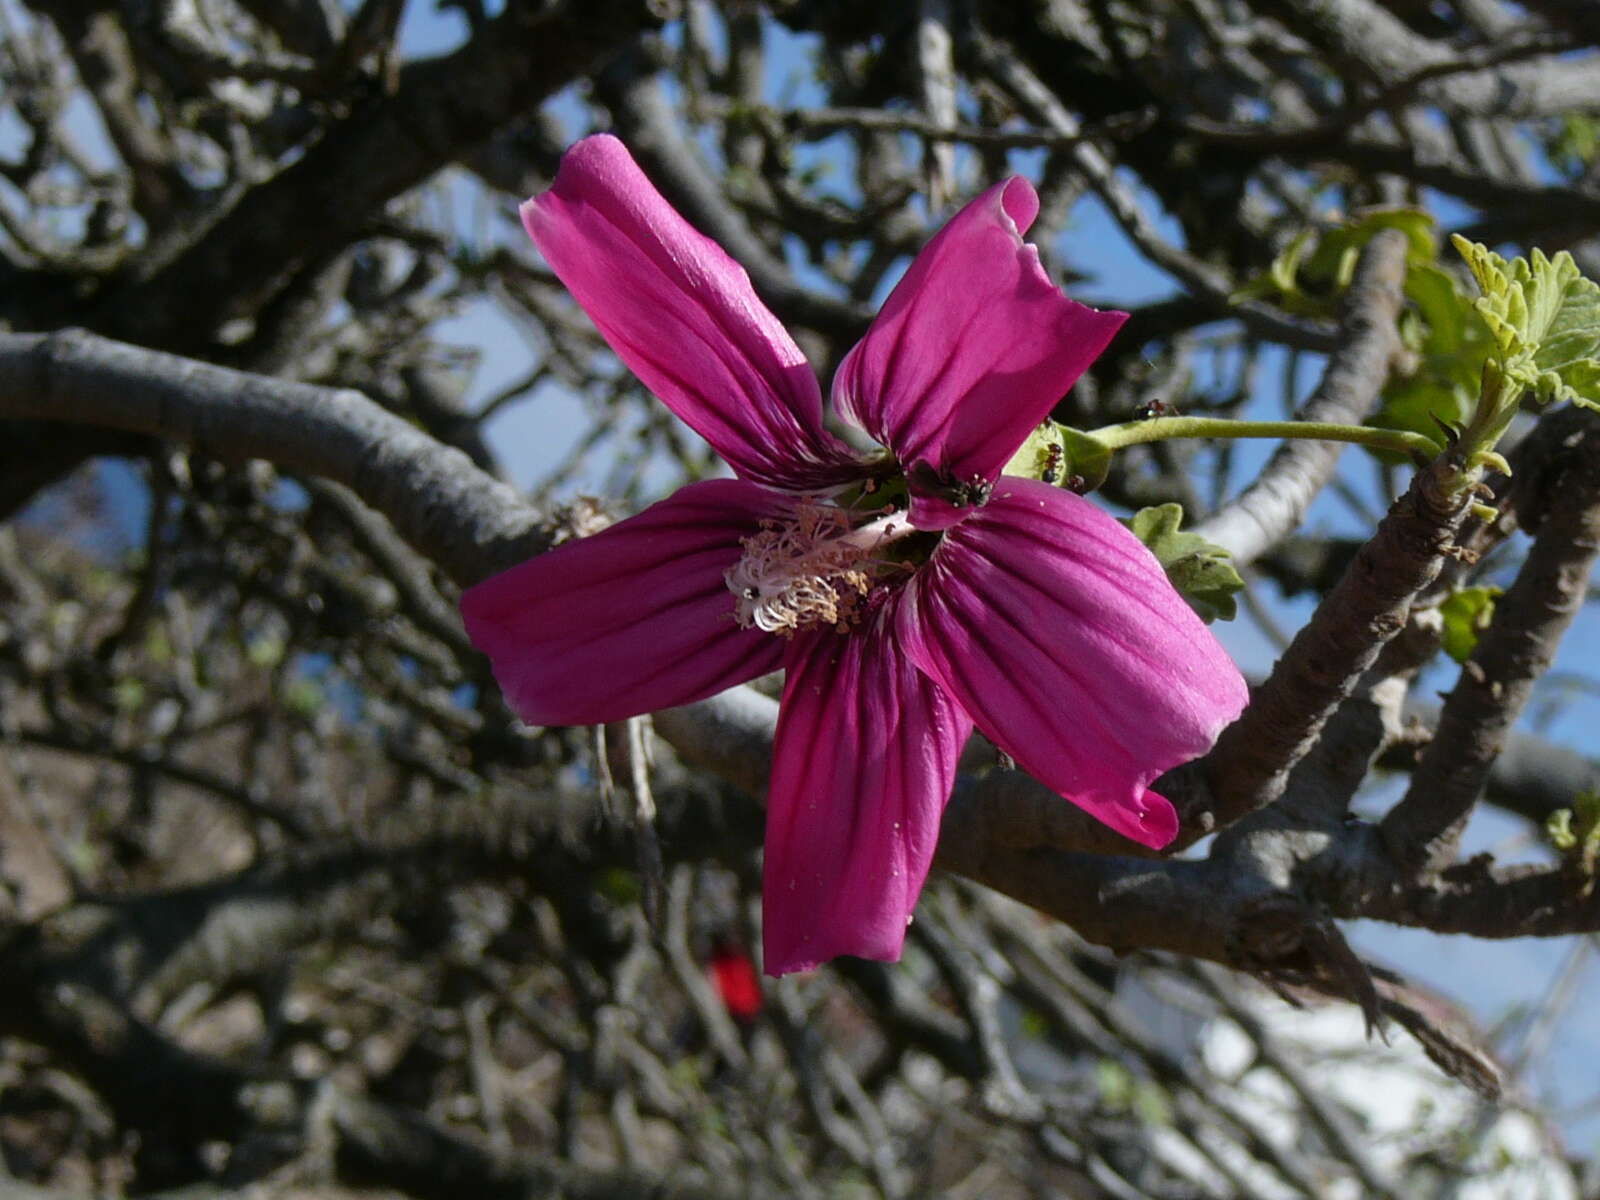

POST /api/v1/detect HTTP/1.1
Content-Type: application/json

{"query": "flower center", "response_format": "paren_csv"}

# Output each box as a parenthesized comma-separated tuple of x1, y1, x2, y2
(725, 503, 916, 636)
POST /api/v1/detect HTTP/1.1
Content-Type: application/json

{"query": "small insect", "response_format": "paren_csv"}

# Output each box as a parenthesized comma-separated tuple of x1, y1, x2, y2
(948, 476, 993, 508)
(1065, 473, 1088, 493)
(1041, 442, 1064, 485)
(1134, 398, 1179, 420)
(909, 463, 993, 509)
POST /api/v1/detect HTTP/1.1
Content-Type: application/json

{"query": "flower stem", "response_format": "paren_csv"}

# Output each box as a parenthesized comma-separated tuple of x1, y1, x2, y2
(1091, 417, 1445, 461)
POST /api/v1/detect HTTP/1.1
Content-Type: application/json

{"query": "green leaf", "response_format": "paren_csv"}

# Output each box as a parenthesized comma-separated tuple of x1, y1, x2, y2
(1371, 261, 1495, 459)
(1551, 114, 1600, 174)
(247, 635, 286, 668)
(1231, 229, 1315, 306)
(1437, 586, 1501, 663)
(1094, 1059, 1135, 1109)
(144, 627, 172, 664)
(1371, 378, 1467, 453)
(1302, 208, 1437, 282)
(1132, 1082, 1174, 1127)
(1564, 359, 1600, 404)
(1233, 208, 1438, 317)
(1121, 504, 1243, 622)
(1404, 264, 1491, 380)
(1548, 808, 1577, 851)
(113, 678, 145, 711)
(1018, 1007, 1049, 1039)
(1271, 229, 1315, 293)
(1546, 791, 1600, 879)
(594, 866, 641, 905)
(1450, 236, 1600, 409)
(284, 678, 324, 718)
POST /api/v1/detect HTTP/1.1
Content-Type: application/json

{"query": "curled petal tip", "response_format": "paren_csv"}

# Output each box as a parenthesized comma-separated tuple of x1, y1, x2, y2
(997, 174, 1040, 234)
(1124, 791, 1181, 850)
(835, 178, 1127, 493)
(900, 478, 1246, 848)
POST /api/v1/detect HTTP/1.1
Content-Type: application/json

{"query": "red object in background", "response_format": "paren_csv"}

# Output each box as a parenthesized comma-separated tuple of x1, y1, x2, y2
(709, 943, 763, 1023)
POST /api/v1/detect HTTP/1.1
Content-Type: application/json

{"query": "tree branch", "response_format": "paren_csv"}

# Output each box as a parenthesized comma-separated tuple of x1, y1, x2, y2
(0, 329, 545, 587)
(1201, 454, 1476, 833)
(596, 53, 875, 341)
(92, 0, 660, 353)
(971, 31, 1340, 353)
(1193, 230, 1408, 567)
(1380, 406, 1600, 874)
(1265, 0, 1597, 117)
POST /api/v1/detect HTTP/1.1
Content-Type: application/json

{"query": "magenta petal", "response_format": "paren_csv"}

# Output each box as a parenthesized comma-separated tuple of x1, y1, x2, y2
(460, 479, 788, 726)
(833, 177, 1127, 521)
(763, 610, 973, 975)
(523, 135, 861, 491)
(898, 478, 1248, 848)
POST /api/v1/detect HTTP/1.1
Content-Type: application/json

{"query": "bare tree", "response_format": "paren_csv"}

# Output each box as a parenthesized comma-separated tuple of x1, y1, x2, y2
(1, 0, 1598, 1195)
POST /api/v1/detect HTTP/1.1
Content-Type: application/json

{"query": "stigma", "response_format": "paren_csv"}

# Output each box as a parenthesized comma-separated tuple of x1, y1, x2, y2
(725, 502, 913, 636)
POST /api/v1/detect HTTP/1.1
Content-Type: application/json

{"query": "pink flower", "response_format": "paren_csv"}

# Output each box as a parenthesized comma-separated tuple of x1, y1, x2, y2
(462, 135, 1248, 975)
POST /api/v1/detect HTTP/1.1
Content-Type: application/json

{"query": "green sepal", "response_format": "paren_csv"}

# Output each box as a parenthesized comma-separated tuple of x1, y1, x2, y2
(1005, 422, 1112, 492)
(1120, 503, 1242, 622)
(1004, 422, 1067, 482)
(1057, 426, 1112, 492)
(1437, 586, 1501, 663)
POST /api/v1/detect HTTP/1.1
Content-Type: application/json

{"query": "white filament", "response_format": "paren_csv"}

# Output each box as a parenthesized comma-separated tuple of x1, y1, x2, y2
(725, 505, 914, 636)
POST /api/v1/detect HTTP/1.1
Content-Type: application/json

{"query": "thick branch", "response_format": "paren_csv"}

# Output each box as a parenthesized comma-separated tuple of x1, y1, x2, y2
(5, 308, 1586, 1033)
(1380, 406, 1600, 873)
(93, 0, 659, 352)
(1351, 859, 1600, 939)
(1194, 230, 1408, 567)
(972, 32, 1339, 353)
(1201, 456, 1476, 832)
(1267, 0, 1599, 117)
(0, 330, 544, 586)
(0, 327, 1406, 977)
(1412, 713, 1600, 825)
